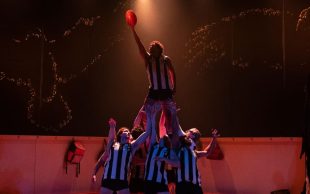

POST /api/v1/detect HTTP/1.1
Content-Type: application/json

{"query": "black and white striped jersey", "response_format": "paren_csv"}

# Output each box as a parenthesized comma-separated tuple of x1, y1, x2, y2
(177, 145, 201, 185)
(144, 143, 170, 184)
(103, 142, 132, 181)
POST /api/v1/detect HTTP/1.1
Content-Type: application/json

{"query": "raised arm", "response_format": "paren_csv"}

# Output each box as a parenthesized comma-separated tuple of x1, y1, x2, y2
(91, 119, 116, 182)
(196, 129, 219, 158)
(131, 27, 148, 62)
(131, 105, 154, 152)
(100, 119, 116, 162)
(133, 105, 146, 128)
(166, 57, 176, 94)
(107, 118, 116, 140)
(165, 101, 185, 137)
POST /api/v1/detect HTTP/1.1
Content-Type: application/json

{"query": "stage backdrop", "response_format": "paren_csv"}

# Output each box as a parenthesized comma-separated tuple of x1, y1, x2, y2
(0, 135, 305, 194)
(1, 0, 310, 137)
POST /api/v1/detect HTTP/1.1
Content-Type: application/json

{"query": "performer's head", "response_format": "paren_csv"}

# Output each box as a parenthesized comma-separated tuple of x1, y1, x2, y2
(149, 40, 164, 58)
(159, 134, 171, 148)
(131, 126, 144, 140)
(117, 127, 132, 144)
(185, 128, 201, 143)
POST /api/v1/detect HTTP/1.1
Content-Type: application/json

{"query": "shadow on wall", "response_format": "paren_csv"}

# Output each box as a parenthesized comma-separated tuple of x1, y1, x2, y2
(0, 169, 22, 194)
(0, 188, 21, 194)
(290, 145, 304, 193)
(210, 160, 237, 194)
(0, 144, 21, 194)
(51, 167, 72, 194)
(272, 171, 288, 190)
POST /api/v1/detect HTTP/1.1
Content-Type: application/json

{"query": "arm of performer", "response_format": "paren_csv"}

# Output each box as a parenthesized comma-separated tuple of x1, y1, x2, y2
(107, 118, 116, 141)
(155, 149, 180, 168)
(175, 116, 186, 137)
(131, 26, 148, 63)
(166, 102, 185, 137)
(92, 153, 106, 182)
(196, 129, 219, 158)
(133, 105, 146, 128)
(166, 57, 176, 94)
(92, 118, 116, 181)
(132, 105, 156, 152)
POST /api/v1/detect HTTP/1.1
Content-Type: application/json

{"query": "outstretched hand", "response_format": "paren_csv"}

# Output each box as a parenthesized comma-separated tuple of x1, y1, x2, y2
(211, 128, 220, 137)
(92, 175, 97, 182)
(108, 118, 116, 129)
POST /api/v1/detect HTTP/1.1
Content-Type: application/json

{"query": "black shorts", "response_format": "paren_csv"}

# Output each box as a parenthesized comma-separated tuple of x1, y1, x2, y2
(147, 89, 173, 101)
(175, 181, 203, 194)
(144, 180, 168, 194)
(167, 169, 177, 183)
(101, 179, 129, 192)
(129, 178, 145, 192)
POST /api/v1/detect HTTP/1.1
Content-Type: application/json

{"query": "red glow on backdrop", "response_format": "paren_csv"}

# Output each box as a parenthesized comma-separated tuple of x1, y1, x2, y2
(125, 10, 137, 27)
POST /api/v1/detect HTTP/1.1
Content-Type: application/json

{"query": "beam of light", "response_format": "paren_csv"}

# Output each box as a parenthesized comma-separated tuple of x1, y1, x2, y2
(130, 0, 184, 57)
(133, 0, 158, 38)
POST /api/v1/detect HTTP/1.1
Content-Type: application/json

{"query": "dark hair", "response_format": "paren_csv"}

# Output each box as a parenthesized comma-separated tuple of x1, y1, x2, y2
(186, 128, 201, 143)
(179, 135, 192, 147)
(149, 40, 164, 54)
(161, 134, 171, 148)
(116, 127, 130, 142)
(131, 126, 144, 140)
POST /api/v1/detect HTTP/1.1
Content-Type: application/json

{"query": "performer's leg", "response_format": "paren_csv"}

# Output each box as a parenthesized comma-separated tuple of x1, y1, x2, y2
(154, 105, 163, 138)
(159, 110, 166, 138)
(162, 102, 173, 135)
(145, 98, 163, 139)
(162, 100, 185, 148)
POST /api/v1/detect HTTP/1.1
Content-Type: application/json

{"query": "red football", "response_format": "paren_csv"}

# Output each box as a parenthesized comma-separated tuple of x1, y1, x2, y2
(125, 10, 137, 27)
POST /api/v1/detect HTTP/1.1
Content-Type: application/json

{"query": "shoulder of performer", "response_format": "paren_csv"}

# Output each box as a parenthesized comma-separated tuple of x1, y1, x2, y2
(164, 55, 172, 63)
(145, 52, 151, 62)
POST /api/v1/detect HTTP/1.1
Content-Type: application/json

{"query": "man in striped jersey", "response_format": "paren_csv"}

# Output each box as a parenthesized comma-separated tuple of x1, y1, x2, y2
(144, 105, 180, 194)
(129, 126, 148, 194)
(176, 128, 219, 194)
(92, 105, 156, 194)
(130, 26, 179, 140)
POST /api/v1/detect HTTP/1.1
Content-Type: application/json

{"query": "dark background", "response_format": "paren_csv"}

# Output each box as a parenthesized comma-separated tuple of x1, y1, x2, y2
(1, 0, 310, 137)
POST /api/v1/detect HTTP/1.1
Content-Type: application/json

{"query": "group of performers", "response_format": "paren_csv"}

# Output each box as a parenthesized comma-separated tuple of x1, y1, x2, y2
(91, 14, 219, 194)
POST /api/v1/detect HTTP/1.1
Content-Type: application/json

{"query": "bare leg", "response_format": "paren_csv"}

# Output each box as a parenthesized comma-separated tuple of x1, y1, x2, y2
(162, 107, 172, 135)
(162, 100, 183, 148)
(161, 99, 178, 135)
(155, 106, 163, 138)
